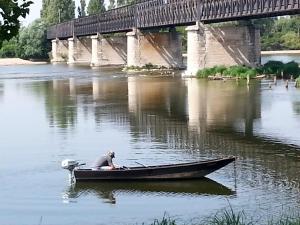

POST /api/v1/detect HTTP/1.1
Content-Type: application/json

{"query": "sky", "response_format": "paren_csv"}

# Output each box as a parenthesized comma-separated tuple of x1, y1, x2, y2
(20, 0, 91, 26)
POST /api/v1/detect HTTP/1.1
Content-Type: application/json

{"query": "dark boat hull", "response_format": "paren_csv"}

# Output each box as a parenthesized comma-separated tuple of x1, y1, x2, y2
(74, 157, 235, 181)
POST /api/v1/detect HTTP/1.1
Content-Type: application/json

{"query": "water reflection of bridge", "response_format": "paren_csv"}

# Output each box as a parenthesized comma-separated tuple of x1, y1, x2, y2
(47, 77, 300, 187)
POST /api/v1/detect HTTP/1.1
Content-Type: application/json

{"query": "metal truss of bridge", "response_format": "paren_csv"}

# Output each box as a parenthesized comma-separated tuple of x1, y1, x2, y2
(47, 0, 300, 39)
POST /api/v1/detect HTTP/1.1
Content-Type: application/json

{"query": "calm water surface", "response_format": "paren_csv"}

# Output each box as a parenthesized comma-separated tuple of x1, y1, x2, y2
(1, 64, 300, 225)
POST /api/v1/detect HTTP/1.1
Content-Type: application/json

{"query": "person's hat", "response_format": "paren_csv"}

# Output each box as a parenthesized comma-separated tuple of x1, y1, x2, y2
(108, 151, 115, 158)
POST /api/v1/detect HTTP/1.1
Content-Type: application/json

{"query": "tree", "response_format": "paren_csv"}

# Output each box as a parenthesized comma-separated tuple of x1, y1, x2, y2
(80, 0, 86, 16)
(78, 0, 86, 17)
(0, 37, 19, 58)
(18, 19, 50, 59)
(40, 0, 75, 25)
(0, 0, 33, 48)
(77, 6, 82, 17)
(281, 31, 300, 49)
(87, 0, 106, 15)
(258, 16, 300, 50)
(107, 0, 134, 9)
(107, 0, 115, 10)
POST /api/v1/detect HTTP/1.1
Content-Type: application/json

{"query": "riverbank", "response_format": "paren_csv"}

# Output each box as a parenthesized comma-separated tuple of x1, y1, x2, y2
(261, 50, 300, 55)
(0, 58, 48, 66)
(196, 61, 300, 80)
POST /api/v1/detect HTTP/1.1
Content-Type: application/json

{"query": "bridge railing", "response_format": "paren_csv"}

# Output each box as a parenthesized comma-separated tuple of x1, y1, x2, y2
(47, 0, 300, 39)
(48, 4, 135, 39)
(200, 0, 300, 22)
(47, 21, 74, 40)
(97, 4, 135, 33)
(136, 0, 197, 28)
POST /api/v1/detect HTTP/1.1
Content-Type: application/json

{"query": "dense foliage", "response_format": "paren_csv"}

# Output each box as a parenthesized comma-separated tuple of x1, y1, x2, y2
(18, 19, 49, 59)
(0, 19, 49, 59)
(0, 0, 33, 48)
(0, 0, 76, 60)
(87, 0, 106, 15)
(40, 0, 75, 25)
(0, 37, 19, 58)
(256, 16, 300, 50)
(196, 61, 300, 79)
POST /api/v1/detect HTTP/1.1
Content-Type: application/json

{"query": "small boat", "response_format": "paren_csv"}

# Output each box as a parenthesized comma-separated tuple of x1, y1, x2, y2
(62, 157, 235, 181)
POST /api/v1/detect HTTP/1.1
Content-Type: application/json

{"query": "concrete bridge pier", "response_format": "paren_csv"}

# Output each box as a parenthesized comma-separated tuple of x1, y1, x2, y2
(126, 29, 139, 67)
(67, 37, 92, 65)
(126, 28, 183, 68)
(91, 35, 101, 67)
(67, 38, 75, 64)
(51, 39, 68, 63)
(184, 22, 261, 76)
(90, 34, 127, 67)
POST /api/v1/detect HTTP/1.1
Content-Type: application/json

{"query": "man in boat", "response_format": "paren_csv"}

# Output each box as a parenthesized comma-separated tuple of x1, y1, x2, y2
(92, 151, 118, 170)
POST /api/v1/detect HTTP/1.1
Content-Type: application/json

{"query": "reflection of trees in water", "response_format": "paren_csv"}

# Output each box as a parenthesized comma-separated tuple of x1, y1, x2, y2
(0, 83, 4, 101)
(92, 77, 129, 127)
(293, 102, 300, 114)
(25, 79, 78, 130)
(46, 80, 78, 129)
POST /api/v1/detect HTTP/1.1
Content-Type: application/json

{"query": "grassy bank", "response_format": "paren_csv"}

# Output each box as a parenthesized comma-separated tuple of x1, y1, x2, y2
(145, 210, 300, 225)
(196, 61, 300, 80)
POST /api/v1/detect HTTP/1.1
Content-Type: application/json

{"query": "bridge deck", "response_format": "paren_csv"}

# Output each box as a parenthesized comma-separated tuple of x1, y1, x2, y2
(47, 0, 300, 39)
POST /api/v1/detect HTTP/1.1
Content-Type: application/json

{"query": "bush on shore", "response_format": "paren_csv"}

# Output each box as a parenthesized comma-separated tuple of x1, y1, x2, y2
(196, 61, 300, 80)
(196, 65, 258, 79)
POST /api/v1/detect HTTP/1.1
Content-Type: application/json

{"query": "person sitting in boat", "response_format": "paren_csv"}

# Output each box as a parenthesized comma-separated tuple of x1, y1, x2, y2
(92, 151, 118, 170)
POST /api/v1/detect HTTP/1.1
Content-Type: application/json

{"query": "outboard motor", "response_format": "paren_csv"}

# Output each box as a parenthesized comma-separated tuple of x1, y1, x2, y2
(61, 159, 82, 183)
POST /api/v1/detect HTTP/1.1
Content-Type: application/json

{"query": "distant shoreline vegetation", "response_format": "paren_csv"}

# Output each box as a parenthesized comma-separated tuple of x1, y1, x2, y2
(196, 61, 300, 82)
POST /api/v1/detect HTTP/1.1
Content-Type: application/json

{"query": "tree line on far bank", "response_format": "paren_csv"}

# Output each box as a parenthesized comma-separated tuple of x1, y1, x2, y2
(0, 0, 133, 60)
(0, 1, 300, 60)
(257, 16, 300, 50)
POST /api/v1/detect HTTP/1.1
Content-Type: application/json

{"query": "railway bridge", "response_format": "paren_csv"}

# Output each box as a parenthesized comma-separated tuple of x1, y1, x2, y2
(47, 0, 300, 75)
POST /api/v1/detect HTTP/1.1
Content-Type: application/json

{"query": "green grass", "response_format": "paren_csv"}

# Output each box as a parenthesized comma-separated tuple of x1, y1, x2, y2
(142, 211, 300, 225)
(204, 208, 252, 225)
(142, 214, 176, 225)
(196, 65, 257, 79)
(196, 61, 300, 80)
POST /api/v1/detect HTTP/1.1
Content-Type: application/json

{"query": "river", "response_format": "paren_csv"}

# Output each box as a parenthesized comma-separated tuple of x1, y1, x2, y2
(0, 56, 300, 225)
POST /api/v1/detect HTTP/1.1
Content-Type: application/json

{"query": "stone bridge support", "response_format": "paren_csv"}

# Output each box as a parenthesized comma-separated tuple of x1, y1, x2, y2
(184, 22, 261, 76)
(51, 39, 68, 62)
(67, 37, 92, 65)
(127, 29, 183, 68)
(90, 34, 127, 67)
